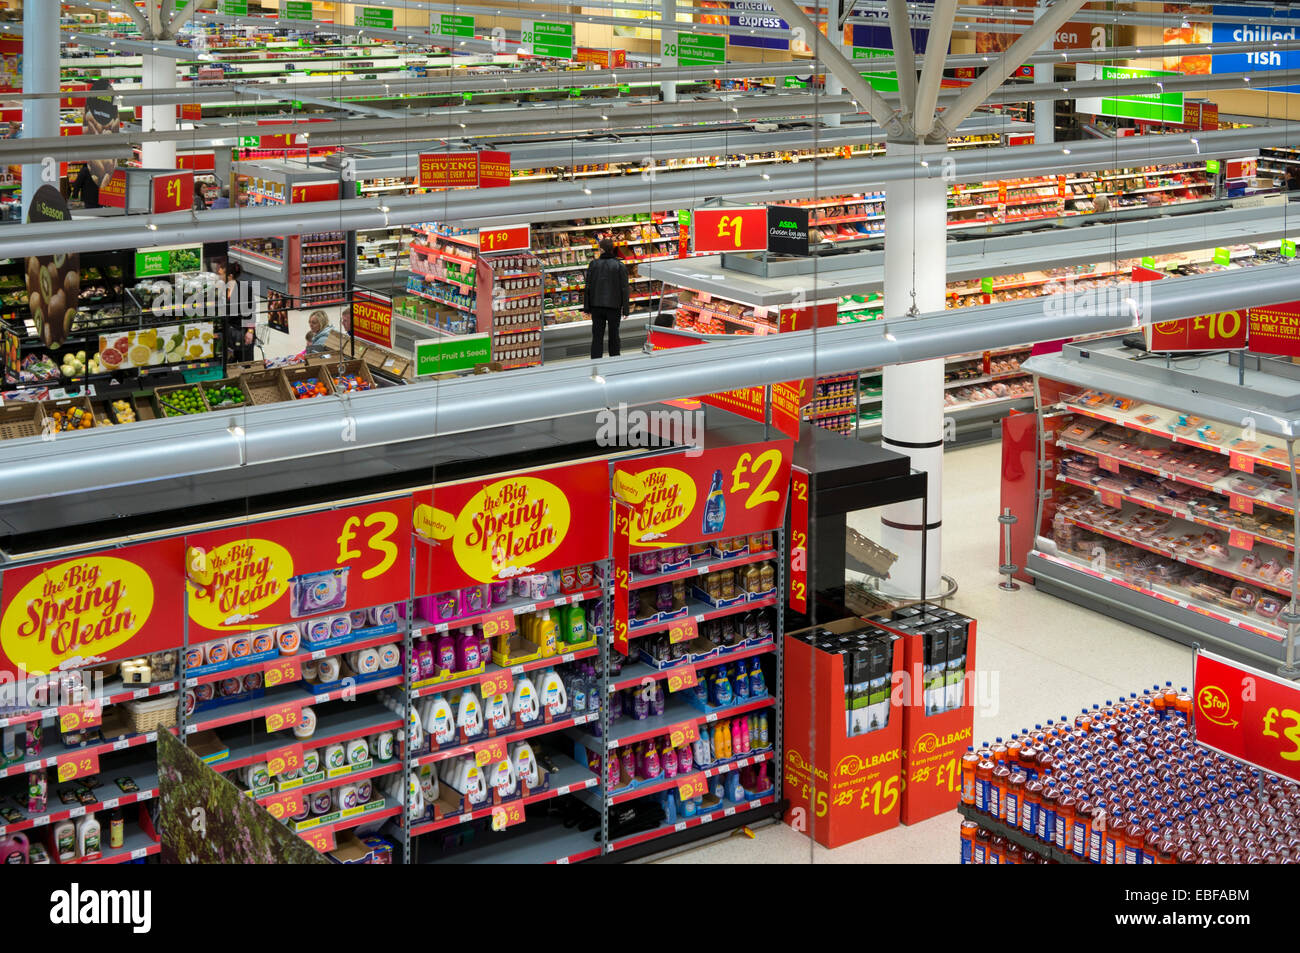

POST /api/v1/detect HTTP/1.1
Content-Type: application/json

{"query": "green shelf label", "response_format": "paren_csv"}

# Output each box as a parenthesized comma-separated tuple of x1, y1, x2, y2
(415, 334, 492, 376)
(783, 76, 807, 88)
(1213, 247, 1231, 265)
(1141, 256, 1155, 267)
(354, 6, 394, 29)
(438, 14, 475, 38)
(280, 0, 313, 19)
(980, 277, 993, 293)
(220, 0, 248, 15)
(1282, 239, 1297, 258)
(1206, 159, 1221, 174)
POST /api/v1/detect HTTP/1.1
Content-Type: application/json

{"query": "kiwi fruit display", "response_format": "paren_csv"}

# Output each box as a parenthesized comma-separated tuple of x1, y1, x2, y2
(24, 186, 80, 349)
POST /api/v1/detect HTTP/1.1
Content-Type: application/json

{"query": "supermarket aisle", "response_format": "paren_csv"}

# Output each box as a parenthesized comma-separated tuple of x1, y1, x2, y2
(657, 440, 1192, 864)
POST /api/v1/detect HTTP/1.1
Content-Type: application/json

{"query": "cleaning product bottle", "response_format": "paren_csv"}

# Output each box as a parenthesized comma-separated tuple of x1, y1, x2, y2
(651, 682, 665, 717)
(702, 469, 726, 534)
(456, 628, 482, 671)
(677, 743, 693, 774)
(713, 722, 727, 760)
(425, 695, 455, 745)
(693, 730, 711, 768)
(733, 662, 750, 700)
(512, 741, 540, 789)
(620, 746, 635, 784)
(662, 741, 678, 778)
(0, 832, 28, 864)
(512, 675, 540, 723)
(53, 820, 76, 862)
(725, 771, 744, 803)
(537, 610, 559, 656)
(435, 631, 456, 674)
(711, 667, 733, 707)
(749, 657, 766, 697)
(539, 668, 567, 717)
(643, 741, 661, 780)
(76, 813, 101, 859)
(456, 688, 484, 738)
(414, 636, 435, 679)
(484, 690, 511, 732)
(564, 603, 587, 645)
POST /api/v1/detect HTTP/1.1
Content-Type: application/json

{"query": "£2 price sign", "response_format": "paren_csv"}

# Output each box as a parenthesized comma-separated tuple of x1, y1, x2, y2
(668, 720, 701, 749)
(1194, 649, 1300, 782)
(678, 774, 708, 800)
(789, 466, 809, 613)
(668, 616, 698, 645)
(665, 664, 699, 693)
(56, 749, 99, 783)
(613, 502, 632, 656)
(58, 701, 102, 733)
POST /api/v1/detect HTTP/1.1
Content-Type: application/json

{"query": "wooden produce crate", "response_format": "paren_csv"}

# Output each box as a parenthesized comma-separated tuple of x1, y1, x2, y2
(0, 400, 46, 440)
(42, 395, 96, 433)
(154, 381, 211, 418)
(200, 376, 255, 412)
(327, 359, 376, 394)
(282, 364, 332, 400)
(241, 368, 293, 405)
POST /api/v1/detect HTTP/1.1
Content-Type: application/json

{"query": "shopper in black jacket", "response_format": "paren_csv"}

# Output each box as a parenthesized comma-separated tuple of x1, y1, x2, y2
(584, 237, 629, 359)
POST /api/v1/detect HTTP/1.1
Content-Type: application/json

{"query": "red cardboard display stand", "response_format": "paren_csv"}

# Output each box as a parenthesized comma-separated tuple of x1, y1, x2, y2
(781, 621, 904, 848)
(875, 617, 977, 825)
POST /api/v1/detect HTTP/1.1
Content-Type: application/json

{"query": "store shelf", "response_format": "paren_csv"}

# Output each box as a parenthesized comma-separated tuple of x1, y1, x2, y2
(606, 749, 774, 805)
(214, 701, 402, 773)
(609, 641, 774, 693)
(0, 759, 158, 838)
(411, 710, 601, 769)
(628, 549, 777, 590)
(78, 826, 161, 865)
(588, 693, 774, 751)
(186, 674, 402, 735)
(427, 815, 602, 864)
(607, 793, 776, 853)
(943, 370, 1029, 388)
(409, 752, 597, 836)
(0, 679, 176, 729)
(410, 586, 604, 639)
(409, 242, 477, 267)
(185, 629, 403, 689)
(0, 730, 158, 782)
(411, 646, 599, 701)
(251, 759, 403, 804)
(293, 802, 402, 840)
(628, 594, 778, 640)
(957, 803, 1083, 864)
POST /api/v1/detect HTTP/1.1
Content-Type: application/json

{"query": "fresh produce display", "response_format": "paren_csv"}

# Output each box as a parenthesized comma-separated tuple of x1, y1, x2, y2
(24, 187, 80, 348)
(111, 399, 136, 423)
(59, 349, 92, 378)
(205, 383, 247, 408)
(159, 386, 207, 417)
(49, 405, 93, 431)
(334, 373, 372, 393)
(291, 377, 329, 399)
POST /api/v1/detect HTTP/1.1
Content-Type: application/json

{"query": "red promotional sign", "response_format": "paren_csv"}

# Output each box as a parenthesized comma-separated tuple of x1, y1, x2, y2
(265, 742, 304, 777)
(265, 790, 306, 820)
(778, 303, 837, 333)
(665, 664, 699, 693)
(301, 826, 335, 852)
(574, 47, 625, 67)
(0, 538, 185, 677)
(612, 439, 794, 550)
(185, 498, 413, 640)
(699, 386, 766, 424)
(58, 701, 102, 733)
(770, 379, 811, 440)
(412, 461, 610, 594)
(57, 749, 99, 783)
(263, 656, 302, 689)
(352, 291, 393, 348)
(479, 225, 529, 253)
(265, 701, 303, 734)
(418, 152, 479, 189)
(1249, 302, 1300, 358)
(289, 181, 340, 204)
(180, 102, 203, 121)
(477, 151, 511, 188)
(667, 616, 698, 645)
(789, 466, 809, 613)
(613, 502, 631, 656)
(98, 169, 127, 209)
(1194, 650, 1300, 783)
(691, 207, 767, 253)
(1146, 311, 1248, 353)
(151, 171, 193, 214)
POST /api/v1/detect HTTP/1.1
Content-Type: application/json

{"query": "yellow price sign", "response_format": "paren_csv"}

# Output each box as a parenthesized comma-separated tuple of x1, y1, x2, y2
(668, 720, 701, 749)
(668, 617, 698, 645)
(58, 701, 102, 734)
(480, 670, 514, 699)
(265, 742, 304, 778)
(482, 609, 516, 640)
(263, 657, 302, 689)
(56, 750, 99, 783)
(678, 774, 708, 800)
(665, 664, 699, 693)
(474, 738, 507, 767)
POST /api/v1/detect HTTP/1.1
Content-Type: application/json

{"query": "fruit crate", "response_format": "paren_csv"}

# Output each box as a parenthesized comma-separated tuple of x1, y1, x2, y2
(42, 395, 97, 433)
(93, 394, 142, 426)
(200, 376, 254, 412)
(241, 368, 293, 405)
(153, 382, 211, 417)
(282, 365, 333, 400)
(0, 400, 46, 440)
(326, 359, 376, 394)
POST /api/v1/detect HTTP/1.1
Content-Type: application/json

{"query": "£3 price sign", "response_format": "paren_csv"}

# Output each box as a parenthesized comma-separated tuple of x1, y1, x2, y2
(613, 502, 632, 656)
(480, 669, 513, 699)
(301, 826, 335, 852)
(263, 656, 302, 689)
(265, 742, 304, 778)
(1194, 649, 1300, 782)
(56, 749, 99, 783)
(482, 610, 515, 640)
(264, 790, 305, 821)
(265, 702, 303, 734)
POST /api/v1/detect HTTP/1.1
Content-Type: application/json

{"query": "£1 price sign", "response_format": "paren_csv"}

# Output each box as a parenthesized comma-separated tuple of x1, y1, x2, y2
(151, 171, 193, 214)
(265, 742, 304, 778)
(56, 749, 99, 783)
(613, 502, 632, 656)
(58, 701, 103, 733)
(264, 789, 306, 821)
(1195, 649, 1300, 783)
(691, 207, 767, 254)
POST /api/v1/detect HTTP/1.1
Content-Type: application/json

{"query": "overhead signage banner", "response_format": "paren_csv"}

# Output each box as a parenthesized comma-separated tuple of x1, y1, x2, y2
(1210, 4, 1300, 93)
(850, 0, 935, 54)
(352, 290, 394, 348)
(612, 440, 794, 549)
(1248, 301, 1300, 358)
(700, 386, 766, 423)
(727, 1, 787, 50)
(415, 334, 491, 375)
(692, 207, 767, 254)
(412, 462, 611, 594)
(1075, 64, 1184, 123)
(418, 152, 480, 189)
(185, 499, 413, 639)
(0, 538, 185, 676)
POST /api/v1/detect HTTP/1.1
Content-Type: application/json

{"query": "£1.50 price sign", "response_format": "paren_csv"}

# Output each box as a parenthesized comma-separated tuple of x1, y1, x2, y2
(1194, 649, 1300, 782)
(479, 225, 529, 253)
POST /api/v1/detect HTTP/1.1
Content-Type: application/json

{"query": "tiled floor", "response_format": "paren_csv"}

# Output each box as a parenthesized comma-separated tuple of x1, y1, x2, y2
(654, 440, 1193, 864)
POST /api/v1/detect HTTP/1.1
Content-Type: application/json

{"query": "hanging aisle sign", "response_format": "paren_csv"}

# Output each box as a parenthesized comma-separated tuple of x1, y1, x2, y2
(354, 6, 395, 29)
(1075, 64, 1183, 123)
(661, 31, 726, 66)
(521, 21, 575, 59)
(435, 14, 475, 38)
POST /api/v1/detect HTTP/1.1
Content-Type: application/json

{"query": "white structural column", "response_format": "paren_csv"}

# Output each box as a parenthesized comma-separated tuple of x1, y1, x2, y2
(1033, 0, 1055, 144)
(880, 142, 948, 598)
(141, 52, 179, 170)
(823, 9, 846, 127)
(661, 0, 678, 103)
(21, 0, 60, 219)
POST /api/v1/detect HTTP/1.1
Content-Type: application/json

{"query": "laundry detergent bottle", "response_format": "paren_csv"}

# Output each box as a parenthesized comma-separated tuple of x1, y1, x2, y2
(456, 688, 484, 739)
(563, 603, 587, 645)
(512, 675, 540, 723)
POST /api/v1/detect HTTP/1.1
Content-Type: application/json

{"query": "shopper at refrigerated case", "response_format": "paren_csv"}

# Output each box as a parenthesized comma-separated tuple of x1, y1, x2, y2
(584, 237, 629, 359)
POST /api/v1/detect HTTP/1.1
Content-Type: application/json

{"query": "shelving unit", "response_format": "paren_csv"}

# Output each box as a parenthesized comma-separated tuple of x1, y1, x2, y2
(1023, 337, 1300, 666)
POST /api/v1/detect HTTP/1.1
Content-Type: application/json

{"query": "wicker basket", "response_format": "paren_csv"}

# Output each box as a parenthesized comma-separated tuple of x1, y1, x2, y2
(200, 376, 255, 412)
(0, 400, 46, 441)
(154, 382, 211, 418)
(327, 359, 377, 395)
(282, 364, 332, 400)
(42, 396, 97, 433)
(242, 368, 293, 405)
(123, 696, 179, 732)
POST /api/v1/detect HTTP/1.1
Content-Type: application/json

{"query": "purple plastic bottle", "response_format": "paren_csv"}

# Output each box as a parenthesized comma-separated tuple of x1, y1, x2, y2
(435, 631, 456, 673)
(456, 628, 481, 671)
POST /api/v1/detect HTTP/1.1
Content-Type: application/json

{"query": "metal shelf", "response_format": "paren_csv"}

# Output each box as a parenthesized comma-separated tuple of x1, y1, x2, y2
(421, 814, 602, 864)
(957, 803, 1083, 864)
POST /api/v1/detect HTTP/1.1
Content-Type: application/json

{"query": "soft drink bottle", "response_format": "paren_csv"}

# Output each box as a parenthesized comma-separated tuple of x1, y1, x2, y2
(975, 757, 994, 813)
(990, 761, 1011, 821)
(961, 746, 979, 806)
(1038, 783, 1059, 845)
(1056, 787, 1077, 853)
(972, 827, 991, 864)
(990, 736, 1008, 764)
(1005, 770, 1027, 830)
(1006, 733, 1023, 767)
(1022, 777, 1042, 836)
(988, 835, 1005, 864)
(960, 820, 978, 864)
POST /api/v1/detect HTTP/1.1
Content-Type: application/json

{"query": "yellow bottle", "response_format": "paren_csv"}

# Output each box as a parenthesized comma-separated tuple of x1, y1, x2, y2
(537, 610, 559, 657)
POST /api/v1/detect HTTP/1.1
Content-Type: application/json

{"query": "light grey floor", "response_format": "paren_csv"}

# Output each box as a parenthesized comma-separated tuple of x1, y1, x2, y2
(655, 440, 1194, 864)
